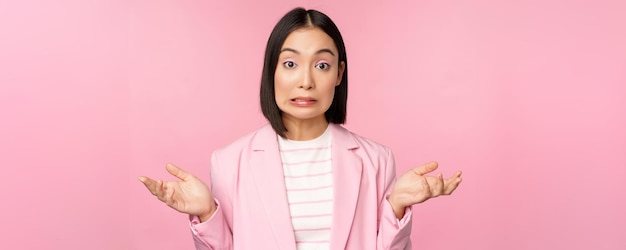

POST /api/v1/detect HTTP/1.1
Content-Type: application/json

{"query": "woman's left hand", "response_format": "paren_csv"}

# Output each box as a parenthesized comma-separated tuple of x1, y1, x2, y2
(388, 161, 462, 219)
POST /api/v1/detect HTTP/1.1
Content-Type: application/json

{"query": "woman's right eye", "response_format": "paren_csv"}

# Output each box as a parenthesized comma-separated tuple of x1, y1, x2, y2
(283, 61, 296, 68)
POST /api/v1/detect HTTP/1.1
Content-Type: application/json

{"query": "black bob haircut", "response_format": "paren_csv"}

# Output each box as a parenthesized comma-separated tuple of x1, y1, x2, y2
(260, 7, 348, 137)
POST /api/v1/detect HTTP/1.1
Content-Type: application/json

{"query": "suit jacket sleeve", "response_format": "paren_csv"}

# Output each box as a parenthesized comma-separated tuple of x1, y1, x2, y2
(377, 148, 413, 250)
(189, 151, 234, 250)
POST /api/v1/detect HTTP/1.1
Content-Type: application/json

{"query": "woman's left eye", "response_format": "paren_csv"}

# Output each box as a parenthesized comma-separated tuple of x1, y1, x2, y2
(315, 62, 330, 70)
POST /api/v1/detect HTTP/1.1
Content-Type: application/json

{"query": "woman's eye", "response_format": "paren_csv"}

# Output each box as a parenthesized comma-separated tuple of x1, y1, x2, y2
(283, 61, 296, 68)
(316, 62, 330, 70)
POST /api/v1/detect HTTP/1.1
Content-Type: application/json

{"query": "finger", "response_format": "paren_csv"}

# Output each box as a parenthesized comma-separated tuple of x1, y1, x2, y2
(445, 179, 461, 195)
(163, 184, 176, 207)
(436, 173, 445, 196)
(155, 180, 167, 202)
(454, 171, 462, 177)
(443, 171, 462, 185)
(411, 161, 439, 176)
(138, 176, 158, 195)
(443, 176, 462, 195)
(427, 174, 444, 197)
(166, 163, 191, 181)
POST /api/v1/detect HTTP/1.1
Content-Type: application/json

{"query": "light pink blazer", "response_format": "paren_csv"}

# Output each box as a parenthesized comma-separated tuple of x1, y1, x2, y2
(189, 124, 412, 250)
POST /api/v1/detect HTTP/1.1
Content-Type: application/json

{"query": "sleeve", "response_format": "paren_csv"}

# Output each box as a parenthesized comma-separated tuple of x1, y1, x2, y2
(376, 148, 413, 250)
(188, 151, 234, 250)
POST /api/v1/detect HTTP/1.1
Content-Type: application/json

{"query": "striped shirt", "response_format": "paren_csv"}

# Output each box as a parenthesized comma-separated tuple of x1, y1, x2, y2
(278, 127, 333, 250)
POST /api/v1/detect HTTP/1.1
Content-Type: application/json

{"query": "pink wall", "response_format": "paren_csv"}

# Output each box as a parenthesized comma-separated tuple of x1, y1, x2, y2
(1, 0, 624, 249)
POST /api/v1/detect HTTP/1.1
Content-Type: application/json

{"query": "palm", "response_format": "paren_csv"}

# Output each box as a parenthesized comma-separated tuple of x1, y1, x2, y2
(139, 164, 214, 217)
(162, 175, 212, 214)
(391, 161, 462, 208)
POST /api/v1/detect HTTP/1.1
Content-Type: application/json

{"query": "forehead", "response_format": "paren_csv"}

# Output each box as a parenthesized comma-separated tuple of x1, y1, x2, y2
(281, 27, 338, 53)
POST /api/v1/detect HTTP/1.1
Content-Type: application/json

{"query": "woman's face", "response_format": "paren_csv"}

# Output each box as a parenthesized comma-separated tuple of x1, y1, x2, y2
(274, 27, 345, 124)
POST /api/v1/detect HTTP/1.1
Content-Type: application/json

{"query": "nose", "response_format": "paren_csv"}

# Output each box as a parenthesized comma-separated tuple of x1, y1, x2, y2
(299, 67, 314, 90)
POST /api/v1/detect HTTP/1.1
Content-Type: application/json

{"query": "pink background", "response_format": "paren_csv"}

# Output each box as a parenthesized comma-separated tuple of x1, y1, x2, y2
(1, 0, 625, 249)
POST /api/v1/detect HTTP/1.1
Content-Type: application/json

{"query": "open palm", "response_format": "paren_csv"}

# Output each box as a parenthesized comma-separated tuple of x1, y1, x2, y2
(389, 161, 462, 215)
(138, 163, 215, 219)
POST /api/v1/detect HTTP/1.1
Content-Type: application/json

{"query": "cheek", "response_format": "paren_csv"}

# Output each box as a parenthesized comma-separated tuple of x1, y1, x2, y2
(274, 85, 285, 103)
(318, 82, 337, 106)
(325, 87, 336, 101)
(274, 68, 295, 89)
(321, 74, 339, 94)
(273, 71, 288, 97)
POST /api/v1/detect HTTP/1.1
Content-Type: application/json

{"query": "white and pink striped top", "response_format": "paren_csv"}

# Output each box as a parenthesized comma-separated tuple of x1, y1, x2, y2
(278, 126, 333, 250)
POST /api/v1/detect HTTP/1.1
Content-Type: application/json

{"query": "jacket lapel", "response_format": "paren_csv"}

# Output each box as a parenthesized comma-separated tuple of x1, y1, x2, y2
(250, 125, 297, 250)
(328, 124, 362, 249)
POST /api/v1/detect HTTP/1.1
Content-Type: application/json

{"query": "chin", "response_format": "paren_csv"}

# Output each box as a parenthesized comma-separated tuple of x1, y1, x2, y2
(282, 111, 326, 122)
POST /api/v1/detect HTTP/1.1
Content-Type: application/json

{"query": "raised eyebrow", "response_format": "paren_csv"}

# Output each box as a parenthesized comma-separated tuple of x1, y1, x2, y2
(316, 48, 335, 57)
(280, 48, 299, 54)
(279, 47, 336, 57)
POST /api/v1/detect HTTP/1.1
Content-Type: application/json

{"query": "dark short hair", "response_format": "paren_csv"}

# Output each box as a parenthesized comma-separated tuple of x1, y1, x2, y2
(260, 7, 348, 137)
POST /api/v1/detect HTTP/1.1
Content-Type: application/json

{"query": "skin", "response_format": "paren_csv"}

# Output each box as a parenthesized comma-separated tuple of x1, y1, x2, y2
(138, 27, 462, 222)
(274, 27, 344, 141)
(388, 162, 462, 219)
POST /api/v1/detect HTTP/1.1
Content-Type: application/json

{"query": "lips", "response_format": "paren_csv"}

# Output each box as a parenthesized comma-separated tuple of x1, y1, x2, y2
(290, 97, 317, 106)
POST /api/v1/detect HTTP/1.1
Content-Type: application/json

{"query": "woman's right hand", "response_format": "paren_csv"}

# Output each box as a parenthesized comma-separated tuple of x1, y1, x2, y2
(138, 163, 216, 222)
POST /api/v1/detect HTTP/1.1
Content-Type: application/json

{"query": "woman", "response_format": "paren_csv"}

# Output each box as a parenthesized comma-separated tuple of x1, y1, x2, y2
(139, 7, 462, 250)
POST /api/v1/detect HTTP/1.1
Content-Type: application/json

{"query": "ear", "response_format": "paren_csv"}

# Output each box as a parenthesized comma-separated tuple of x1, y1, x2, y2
(336, 61, 345, 86)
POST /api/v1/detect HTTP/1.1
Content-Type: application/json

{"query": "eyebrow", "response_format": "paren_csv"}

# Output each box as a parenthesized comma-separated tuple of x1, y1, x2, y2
(280, 47, 336, 57)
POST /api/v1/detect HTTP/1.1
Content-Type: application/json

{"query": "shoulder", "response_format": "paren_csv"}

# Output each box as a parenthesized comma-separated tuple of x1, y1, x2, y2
(331, 124, 392, 157)
(331, 124, 397, 179)
(209, 124, 274, 178)
(212, 124, 273, 157)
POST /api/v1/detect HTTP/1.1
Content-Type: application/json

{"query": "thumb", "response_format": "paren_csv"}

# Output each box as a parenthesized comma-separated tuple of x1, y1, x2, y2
(166, 163, 191, 181)
(411, 161, 439, 176)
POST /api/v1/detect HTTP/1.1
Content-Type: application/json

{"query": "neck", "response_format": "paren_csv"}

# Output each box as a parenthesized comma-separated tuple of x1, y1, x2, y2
(282, 115, 329, 141)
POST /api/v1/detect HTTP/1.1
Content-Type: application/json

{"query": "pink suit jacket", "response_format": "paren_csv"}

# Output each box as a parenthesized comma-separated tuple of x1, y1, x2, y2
(189, 124, 412, 250)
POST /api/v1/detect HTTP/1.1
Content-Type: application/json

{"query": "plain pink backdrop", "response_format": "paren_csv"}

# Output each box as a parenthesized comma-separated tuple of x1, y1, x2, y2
(1, 0, 625, 249)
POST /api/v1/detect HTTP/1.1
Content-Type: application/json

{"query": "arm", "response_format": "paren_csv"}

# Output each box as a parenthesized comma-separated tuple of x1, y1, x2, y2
(189, 199, 232, 250)
(376, 149, 413, 250)
(189, 151, 234, 250)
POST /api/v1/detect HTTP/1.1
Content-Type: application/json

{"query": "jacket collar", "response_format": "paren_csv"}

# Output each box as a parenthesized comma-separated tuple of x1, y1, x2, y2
(250, 124, 362, 249)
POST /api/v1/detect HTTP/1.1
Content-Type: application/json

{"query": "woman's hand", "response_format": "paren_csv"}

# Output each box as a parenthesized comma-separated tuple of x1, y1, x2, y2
(388, 161, 462, 219)
(138, 163, 216, 222)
